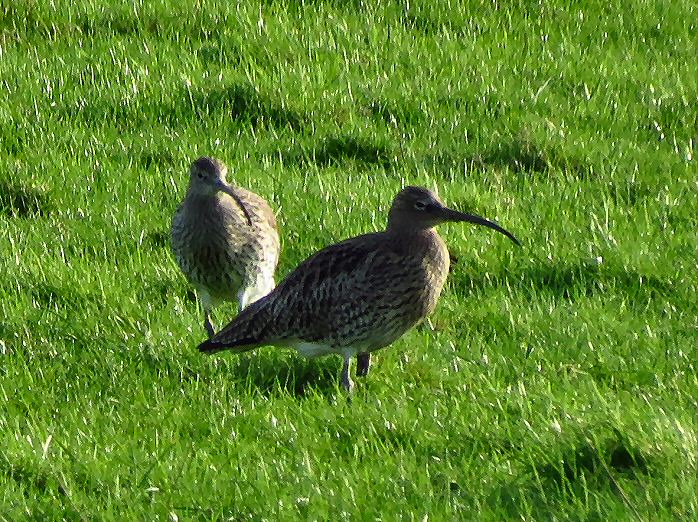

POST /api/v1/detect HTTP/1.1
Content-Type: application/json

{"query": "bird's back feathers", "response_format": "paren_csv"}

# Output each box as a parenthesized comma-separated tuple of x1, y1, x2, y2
(198, 229, 449, 355)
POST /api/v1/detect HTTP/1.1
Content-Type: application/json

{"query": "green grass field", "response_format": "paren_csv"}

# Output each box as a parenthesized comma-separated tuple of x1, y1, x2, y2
(1, 0, 696, 519)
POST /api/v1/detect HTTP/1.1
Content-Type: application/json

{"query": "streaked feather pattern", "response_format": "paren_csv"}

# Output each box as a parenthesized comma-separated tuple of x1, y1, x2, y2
(171, 157, 280, 336)
(197, 185, 519, 391)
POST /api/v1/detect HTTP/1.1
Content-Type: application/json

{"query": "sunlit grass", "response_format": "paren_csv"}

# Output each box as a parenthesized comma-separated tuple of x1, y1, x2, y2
(1, 0, 696, 519)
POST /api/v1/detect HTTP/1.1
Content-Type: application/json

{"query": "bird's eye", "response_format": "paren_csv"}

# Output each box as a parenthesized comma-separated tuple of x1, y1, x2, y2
(197, 173, 204, 179)
(414, 201, 427, 210)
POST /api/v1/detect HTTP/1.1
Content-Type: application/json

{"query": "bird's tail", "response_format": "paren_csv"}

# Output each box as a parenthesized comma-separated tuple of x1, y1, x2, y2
(197, 300, 272, 355)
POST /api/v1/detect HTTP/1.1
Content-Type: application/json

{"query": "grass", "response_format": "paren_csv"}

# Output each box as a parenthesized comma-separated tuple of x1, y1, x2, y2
(0, 0, 696, 519)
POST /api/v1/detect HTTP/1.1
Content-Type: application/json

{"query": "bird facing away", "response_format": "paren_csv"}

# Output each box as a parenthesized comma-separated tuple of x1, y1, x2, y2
(171, 156, 280, 338)
(198, 186, 520, 391)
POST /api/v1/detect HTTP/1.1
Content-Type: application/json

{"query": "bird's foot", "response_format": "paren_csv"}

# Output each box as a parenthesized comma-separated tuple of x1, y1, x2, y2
(356, 352, 371, 377)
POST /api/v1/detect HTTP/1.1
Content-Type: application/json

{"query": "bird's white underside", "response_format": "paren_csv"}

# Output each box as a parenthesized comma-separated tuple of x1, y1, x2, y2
(294, 342, 358, 359)
(198, 272, 276, 312)
(238, 274, 276, 310)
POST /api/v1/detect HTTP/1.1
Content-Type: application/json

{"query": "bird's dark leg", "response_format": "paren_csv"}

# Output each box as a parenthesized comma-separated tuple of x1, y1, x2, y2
(203, 310, 215, 339)
(356, 352, 371, 377)
(341, 355, 354, 392)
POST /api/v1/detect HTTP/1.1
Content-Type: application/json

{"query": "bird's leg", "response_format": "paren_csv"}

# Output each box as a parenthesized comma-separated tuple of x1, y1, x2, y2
(356, 352, 371, 377)
(203, 309, 215, 339)
(341, 355, 354, 392)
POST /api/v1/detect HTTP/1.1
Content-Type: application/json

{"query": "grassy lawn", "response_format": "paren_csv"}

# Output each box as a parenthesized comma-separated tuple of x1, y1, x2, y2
(1, 0, 696, 519)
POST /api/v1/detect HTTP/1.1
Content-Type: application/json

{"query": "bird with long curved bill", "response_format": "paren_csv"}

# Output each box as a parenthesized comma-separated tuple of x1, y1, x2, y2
(198, 186, 519, 391)
(171, 156, 280, 338)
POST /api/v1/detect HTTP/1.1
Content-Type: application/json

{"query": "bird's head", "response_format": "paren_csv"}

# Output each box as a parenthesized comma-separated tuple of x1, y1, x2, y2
(387, 186, 520, 245)
(187, 156, 252, 225)
(188, 156, 231, 196)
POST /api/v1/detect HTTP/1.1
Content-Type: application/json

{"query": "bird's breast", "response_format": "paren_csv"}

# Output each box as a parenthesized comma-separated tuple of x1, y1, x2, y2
(404, 230, 450, 316)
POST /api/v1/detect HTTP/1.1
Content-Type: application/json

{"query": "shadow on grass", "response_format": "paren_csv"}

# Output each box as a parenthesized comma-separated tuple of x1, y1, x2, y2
(0, 179, 52, 218)
(452, 259, 673, 302)
(422, 132, 594, 181)
(0, 455, 53, 496)
(0, 121, 28, 156)
(139, 230, 170, 251)
(136, 339, 342, 398)
(0, 444, 102, 513)
(281, 135, 394, 169)
(367, 97, 425, 127)
(27, 283, 90, 311)
(401, 11, 479, 38)
(533, 431, 649, 487)
(234, 354, 342, 397)
(137, 150, 177, 171)
(62, 81, 306, 132)
(487, 428, 651, 518)
(140, 278, 192, 309)
(73, 11, 171, 37)
(261, 0, 364, 9)
(607, 178, 653, 206)
(524, 261, 671, 300)
(486, 137, 591, 179)
(194, 35, 248, 67)
(188, 84, 305, 130)
(9, 274, 96, 315)
(3, 4, 226, 40)
(2, 3, 161, 37)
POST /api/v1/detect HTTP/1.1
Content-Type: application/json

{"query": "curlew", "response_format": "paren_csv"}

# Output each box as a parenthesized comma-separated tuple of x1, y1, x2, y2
(171, 156, 280, 338)
(198, 186, 519, 391)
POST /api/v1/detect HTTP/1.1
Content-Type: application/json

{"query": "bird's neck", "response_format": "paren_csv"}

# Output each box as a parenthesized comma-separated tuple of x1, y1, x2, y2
(385, 221, 436, 238)
(186, 186, 220, 199)
(383, 225, 444, 254)
(383, 226, 450, 294)
(183, 193, 230, 221)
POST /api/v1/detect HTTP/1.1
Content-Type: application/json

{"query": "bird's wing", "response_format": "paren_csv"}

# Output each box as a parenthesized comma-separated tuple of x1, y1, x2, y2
(170, 204, 187, 256)
(235, 188, 278, 232)
(199, 233, 409, 352)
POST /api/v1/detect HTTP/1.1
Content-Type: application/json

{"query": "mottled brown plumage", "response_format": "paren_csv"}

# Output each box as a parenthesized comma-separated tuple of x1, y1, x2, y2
(171, 156, 280, 337)
(198, 186, 519, 390)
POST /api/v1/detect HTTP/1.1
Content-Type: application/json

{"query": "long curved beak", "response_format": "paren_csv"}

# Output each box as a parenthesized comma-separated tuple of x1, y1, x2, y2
(442, 207, 521, 246)
(217, 181, 253, 226)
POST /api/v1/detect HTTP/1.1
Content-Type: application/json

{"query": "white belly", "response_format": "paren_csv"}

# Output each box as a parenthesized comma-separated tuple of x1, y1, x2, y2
(294, 342, 358, 359)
